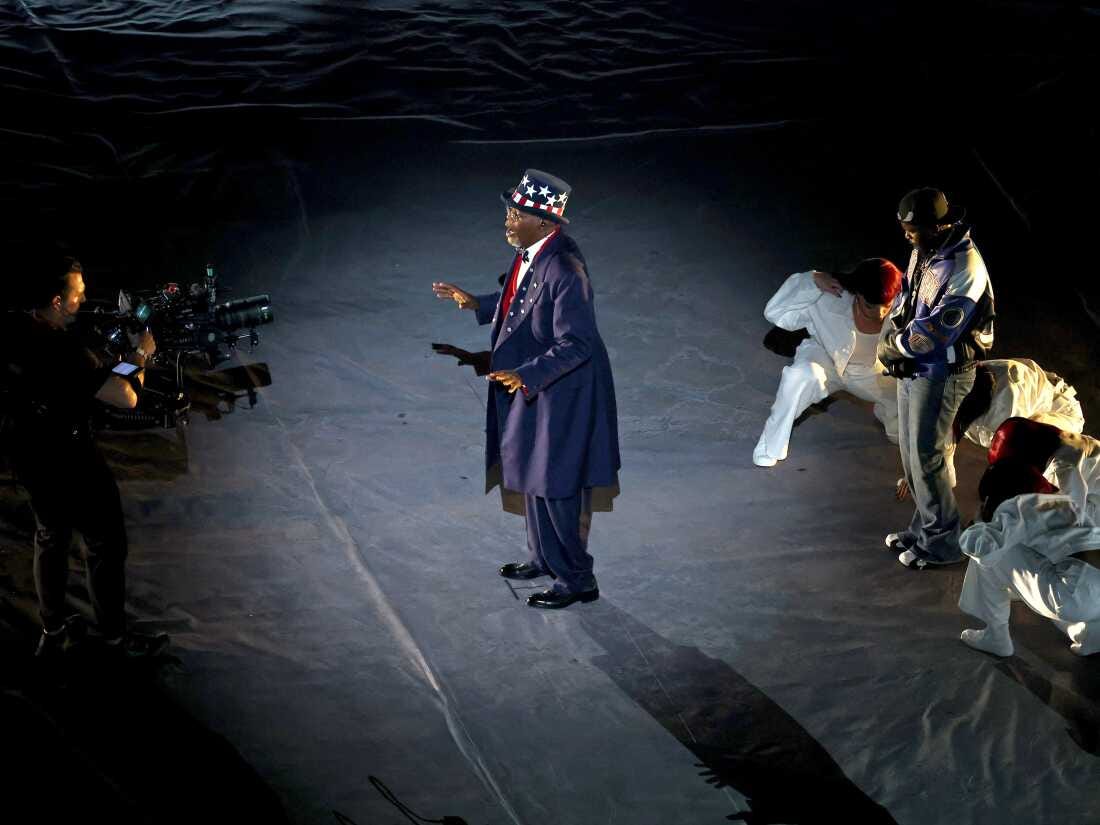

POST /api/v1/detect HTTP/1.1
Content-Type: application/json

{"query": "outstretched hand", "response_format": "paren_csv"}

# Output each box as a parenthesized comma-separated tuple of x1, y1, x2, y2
(432, 281, 479, 310)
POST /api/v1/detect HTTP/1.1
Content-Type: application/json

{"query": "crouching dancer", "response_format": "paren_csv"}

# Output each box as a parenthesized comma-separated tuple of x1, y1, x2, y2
(958, 461, 1100, 657)
(958, 359, 1084, 448)
(987, 416, 1099, 526)
(753, 258, 903, 467)
(895, 359, 1084, 499)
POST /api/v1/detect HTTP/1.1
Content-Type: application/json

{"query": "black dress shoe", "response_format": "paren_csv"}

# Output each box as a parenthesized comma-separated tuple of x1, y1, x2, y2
(526, 588, 599, 609)
(499, 562, 549, 580)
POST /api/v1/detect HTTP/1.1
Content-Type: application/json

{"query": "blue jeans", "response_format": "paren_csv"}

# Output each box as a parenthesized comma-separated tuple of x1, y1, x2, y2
(896, 369, 976, 562)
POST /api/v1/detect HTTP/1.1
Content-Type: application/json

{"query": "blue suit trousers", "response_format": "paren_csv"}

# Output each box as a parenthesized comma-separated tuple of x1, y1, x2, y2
(524, 489, 596, 594)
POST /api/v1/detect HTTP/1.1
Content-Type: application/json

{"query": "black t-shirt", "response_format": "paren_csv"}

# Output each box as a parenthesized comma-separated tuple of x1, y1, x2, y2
(2, 313, 110, 448)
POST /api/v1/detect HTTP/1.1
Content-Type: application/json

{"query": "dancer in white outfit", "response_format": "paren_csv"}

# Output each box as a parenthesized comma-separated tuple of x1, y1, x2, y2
(895, 360, 1085, 499)
(987, 417, 1100, 525)
(958, 460, 1100, 657)
(754, 258, 903, 467)
(959, 358, 1084, 447)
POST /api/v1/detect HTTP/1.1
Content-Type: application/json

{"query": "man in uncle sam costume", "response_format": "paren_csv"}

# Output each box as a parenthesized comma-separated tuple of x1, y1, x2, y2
(432, 169, 620, 609)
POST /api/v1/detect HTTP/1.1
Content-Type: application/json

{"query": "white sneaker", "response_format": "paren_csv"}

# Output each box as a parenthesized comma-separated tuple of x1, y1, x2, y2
(960, 628, 1014, 657)
(752, 451, 778, 467)
(752, 435, 785, 467)
(884, 532, 914, 551)
(897, 548, 964, 569)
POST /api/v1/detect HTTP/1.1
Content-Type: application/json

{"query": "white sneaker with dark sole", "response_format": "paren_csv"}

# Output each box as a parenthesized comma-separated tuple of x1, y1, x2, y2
(884, 533, 910, 551)
(897, 548, 964, 569)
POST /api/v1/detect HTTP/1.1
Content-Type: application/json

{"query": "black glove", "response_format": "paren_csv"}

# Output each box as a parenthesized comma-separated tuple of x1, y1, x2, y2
(431, 343, 491, 376)
(876, 317, 919, 378)
(882, 358, 919, 379)
(876, 314, 907, 362)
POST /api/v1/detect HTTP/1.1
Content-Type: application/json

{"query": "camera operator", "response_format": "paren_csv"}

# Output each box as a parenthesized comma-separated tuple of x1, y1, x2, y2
(3, 256, 168, 659)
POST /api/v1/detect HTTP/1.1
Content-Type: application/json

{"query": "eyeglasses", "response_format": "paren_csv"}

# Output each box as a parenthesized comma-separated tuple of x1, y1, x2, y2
(505, 208, 525, 223)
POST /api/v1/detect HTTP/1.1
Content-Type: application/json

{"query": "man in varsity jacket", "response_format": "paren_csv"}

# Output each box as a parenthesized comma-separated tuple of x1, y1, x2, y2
(878, 187, 995, 569)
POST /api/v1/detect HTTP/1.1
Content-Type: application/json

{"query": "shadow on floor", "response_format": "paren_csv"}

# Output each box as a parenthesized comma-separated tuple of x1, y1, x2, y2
(0, 606, 290, 825)
(994, 652, 1100, 756)
(581, 602, 898, 824)
(990, 567, 1100, 758)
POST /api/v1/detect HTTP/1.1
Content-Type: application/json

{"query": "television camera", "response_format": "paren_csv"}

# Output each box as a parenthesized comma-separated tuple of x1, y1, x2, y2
(83, 265, 275, 430)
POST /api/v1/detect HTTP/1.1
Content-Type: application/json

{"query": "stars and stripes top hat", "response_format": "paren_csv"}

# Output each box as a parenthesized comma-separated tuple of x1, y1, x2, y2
(501, 169, 571, 224)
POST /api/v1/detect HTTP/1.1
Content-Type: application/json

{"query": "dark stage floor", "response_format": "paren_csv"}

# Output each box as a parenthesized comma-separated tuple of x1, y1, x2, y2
(2, 4, 1099, 824)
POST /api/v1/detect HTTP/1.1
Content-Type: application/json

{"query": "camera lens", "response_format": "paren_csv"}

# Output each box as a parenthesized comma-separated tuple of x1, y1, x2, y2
(214, 295, 273, 331)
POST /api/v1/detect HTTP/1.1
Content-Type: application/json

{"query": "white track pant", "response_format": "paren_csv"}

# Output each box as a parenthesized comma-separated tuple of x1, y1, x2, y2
(959, 547, 1100, 655)
(755, 339, 898, 462)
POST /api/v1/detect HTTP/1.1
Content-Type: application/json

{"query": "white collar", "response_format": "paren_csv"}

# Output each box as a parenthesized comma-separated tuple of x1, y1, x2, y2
(523, 229, 557, 261)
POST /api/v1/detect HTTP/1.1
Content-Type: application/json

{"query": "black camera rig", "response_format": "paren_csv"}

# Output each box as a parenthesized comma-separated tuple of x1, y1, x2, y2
(82, 265, 275, 430)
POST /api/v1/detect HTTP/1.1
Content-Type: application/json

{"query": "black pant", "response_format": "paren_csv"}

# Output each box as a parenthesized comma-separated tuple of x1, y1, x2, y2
(16, 441, 128, 636)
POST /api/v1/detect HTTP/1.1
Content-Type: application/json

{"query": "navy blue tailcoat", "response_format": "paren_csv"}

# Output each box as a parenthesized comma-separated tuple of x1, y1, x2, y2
(473, 231, 620, 504)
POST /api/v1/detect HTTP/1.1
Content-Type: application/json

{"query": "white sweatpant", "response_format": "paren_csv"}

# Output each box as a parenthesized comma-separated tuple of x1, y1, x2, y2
(755, 339, 898, 461)
(959, 546, 1100, 655)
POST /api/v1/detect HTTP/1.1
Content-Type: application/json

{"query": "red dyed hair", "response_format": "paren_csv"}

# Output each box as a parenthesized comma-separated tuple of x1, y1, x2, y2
(987, 416, 1063, 469)
(978, 459, 1059, 519)
(847, 258, 902, 306)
